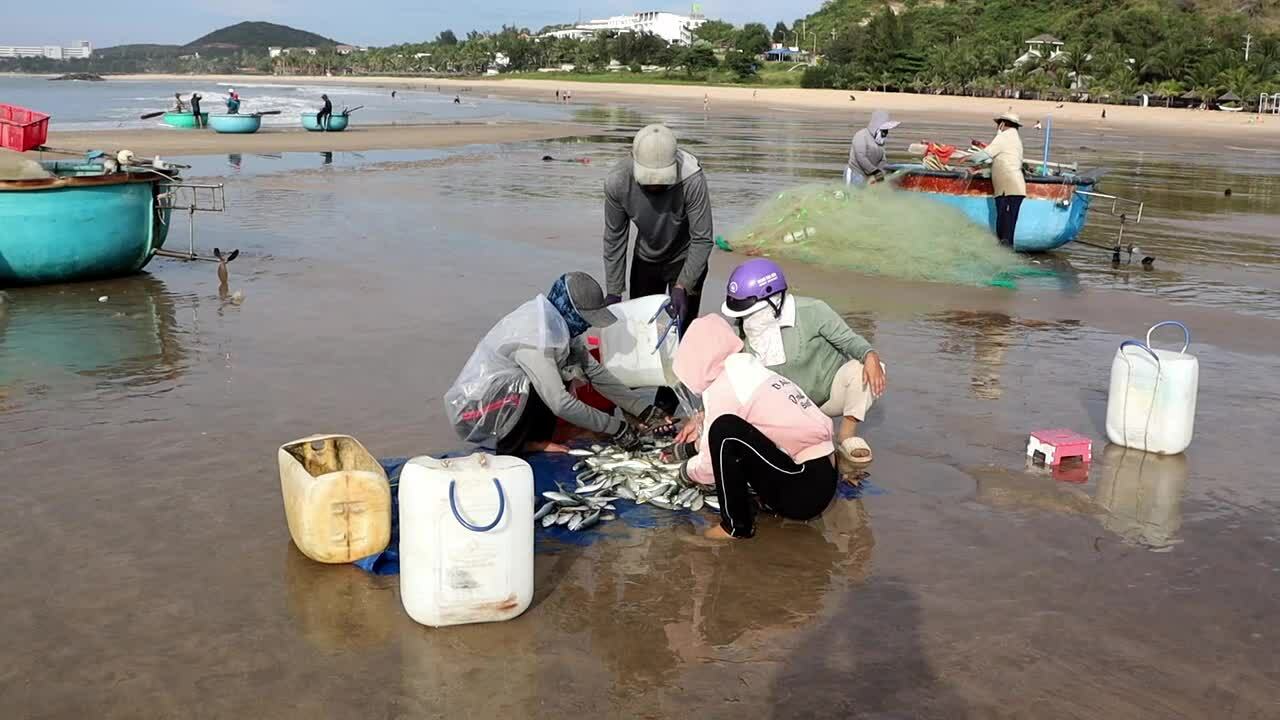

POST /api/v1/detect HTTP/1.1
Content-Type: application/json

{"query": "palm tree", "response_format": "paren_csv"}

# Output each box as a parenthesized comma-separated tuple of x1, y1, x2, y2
(1216, 66, 1258, 101)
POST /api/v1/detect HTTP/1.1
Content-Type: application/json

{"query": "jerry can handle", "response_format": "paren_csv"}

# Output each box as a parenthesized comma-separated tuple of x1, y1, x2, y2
(1146, 321, 1190, 354)
(449, 478, 506, 533)
(1119, 340, 1160, 364)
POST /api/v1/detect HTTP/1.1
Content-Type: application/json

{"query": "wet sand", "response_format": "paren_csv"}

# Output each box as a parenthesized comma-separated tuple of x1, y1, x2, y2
(124, 72, 1280, 143)
(41, 121, 591, 157)
(3, 99, 1280, 718)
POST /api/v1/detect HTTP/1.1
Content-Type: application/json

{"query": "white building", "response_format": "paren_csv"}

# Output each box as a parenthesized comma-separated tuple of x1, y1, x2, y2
(0, 41, 92, 60)
(1014, 34, 1066, 66)
(543, 10, 706, 46)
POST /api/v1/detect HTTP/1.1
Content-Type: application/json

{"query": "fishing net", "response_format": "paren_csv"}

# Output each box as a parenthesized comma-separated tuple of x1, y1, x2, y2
(719, 183, 1039, 288)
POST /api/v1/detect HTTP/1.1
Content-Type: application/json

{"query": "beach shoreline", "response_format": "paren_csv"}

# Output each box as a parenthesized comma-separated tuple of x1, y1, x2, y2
(105, 72, 1280, 143)
(40, 121, 592, 157)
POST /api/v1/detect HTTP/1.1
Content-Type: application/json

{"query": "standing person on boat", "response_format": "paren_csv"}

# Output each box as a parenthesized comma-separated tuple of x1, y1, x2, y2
(965, 112, 1026, 247)
(713, 258, 886, 467)
(445, 272, 663, 456)
(190, 93, 203, 127)
(602, 124, 714, 336)
(225, 89, 242, 114)
(845, 110, 900, 186)
(670, 314, 838, 541)
(316, 94, 333, 131)
(172, 93, 187, 112)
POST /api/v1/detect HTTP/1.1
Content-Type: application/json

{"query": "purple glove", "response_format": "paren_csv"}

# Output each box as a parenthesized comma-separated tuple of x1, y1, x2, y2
(668, 286, 689, 326)
(604, 294, 623, 306)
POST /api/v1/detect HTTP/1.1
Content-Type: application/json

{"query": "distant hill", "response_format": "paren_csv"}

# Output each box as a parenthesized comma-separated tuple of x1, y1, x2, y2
(186, 21, 341, 51)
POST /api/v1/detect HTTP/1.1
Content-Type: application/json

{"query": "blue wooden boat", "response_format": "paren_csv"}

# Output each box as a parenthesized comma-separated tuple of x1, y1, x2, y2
(0, 162, 174, 285)
(301, 112, 349, 132)
(887, 164, 1098, 252)
(208, 113, 262, 134)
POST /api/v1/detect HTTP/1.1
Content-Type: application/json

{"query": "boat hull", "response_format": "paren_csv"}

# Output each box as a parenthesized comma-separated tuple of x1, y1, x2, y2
(892, 169, 1096, 252)
(208, 113, 262, 134)
(162, 112, 209, 128)
(0, 177, 171, 285)
(301, 113, 349, 132)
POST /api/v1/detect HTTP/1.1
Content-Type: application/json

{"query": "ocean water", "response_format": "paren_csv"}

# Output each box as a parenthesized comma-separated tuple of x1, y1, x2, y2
(0, 75, 570, 130)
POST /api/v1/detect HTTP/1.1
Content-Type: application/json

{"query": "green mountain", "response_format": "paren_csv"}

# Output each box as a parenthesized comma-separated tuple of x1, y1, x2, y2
(186, 21, 341, 51)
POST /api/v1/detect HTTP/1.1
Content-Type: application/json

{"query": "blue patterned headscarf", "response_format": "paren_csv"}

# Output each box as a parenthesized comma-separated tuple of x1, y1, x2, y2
(548, 274, 591, 338)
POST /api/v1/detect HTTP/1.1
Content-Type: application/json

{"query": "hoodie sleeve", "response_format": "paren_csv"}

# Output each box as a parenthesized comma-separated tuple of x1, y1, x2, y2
(512, 348, 622, 435)
(676, 171, 714, 291)
(603, 169, 631, 297)
(850, 131, 886, 177)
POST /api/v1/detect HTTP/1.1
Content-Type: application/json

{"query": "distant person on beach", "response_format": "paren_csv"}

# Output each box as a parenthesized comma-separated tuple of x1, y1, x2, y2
(846, 109, 900, 185)
(190, 93, 203, 126)
(453, 95, 461, 104)
(556, 89, 561, 101)
(172, 93, 186, 112)
(704, 94, 710, 112)
(669, 314, 837, 541)
(316, 94, 333, 131)
(603, 124, 713, 339)
(225, 89, 241, 114)
(717, 259, 886, 467)
(445, 272, 658, 455)
(391, 90, 397, 99)
(965, 111, 1026, 247)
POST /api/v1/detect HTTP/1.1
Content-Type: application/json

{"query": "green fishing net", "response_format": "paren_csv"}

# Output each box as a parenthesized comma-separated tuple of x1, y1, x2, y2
(719, 184, 1039, 288)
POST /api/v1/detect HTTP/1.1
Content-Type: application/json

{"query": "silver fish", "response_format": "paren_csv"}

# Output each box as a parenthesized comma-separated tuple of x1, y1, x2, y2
(576, 479, 608, 494)
(543, 491, 579, 504)
(534, 502, 558, 521)
(541, 512, 558, 528)
(568, 449, 595, 457)
(556, 512, 574, 526)
(690, 493, 705, 512)
(576, 508, 603, 530)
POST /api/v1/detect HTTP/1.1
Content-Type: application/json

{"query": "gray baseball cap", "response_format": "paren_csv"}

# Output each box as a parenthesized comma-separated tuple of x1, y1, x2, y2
(564, 272, 618, 328)
(632, 124, 679, 186)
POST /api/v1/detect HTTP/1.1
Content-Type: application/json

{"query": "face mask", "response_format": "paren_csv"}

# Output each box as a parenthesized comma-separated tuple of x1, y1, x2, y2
(547, 275, 591, 338)
(742, 307, 786, 367)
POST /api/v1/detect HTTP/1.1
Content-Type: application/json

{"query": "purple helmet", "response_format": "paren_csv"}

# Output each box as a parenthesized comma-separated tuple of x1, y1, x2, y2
(722, 259, 788, 318)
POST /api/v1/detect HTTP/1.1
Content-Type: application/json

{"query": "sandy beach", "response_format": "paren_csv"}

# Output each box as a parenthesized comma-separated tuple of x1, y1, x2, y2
(43, 121, 590, 156)
(5, 73, 1280, 719)
(119, 72, 1280, 142)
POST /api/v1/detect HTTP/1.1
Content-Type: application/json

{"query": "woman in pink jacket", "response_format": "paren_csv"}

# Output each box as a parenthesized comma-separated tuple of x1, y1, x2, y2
(671, 314, 837, 540)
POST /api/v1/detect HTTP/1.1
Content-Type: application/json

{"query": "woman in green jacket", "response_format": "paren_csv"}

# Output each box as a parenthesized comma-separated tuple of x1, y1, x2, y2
(719, 259, 886, 464)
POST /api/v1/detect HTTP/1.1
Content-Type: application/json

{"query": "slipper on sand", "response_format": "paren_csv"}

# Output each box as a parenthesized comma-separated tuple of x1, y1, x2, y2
(839, 436, 873, 465)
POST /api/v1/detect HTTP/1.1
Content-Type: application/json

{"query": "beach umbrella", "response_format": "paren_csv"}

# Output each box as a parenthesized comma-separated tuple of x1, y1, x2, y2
(1218, 91, 1242, 103)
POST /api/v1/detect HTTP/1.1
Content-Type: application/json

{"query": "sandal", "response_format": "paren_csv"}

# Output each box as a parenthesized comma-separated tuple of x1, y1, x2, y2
(839, 436, 874, 465)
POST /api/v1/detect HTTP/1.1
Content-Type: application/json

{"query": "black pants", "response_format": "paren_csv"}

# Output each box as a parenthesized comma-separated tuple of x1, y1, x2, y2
(629, 253, 707, 338)
(496, 388, 557, 456)
(317, 108, 332, 130)
(191, 102, 202, 126)
(708, 415, 837, 539)
(995, 195, 1024, 247)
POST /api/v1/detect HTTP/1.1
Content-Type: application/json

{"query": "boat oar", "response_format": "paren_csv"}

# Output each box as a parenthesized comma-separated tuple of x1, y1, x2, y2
(344, 105, 365, 114)
(541, 155, 591, 164)
(140, 110, 167, 120)
(255, 110, 283, 116)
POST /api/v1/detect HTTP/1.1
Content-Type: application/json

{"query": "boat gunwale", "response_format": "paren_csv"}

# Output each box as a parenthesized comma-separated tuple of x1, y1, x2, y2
(0, 170, 176, 192)
(886, 163, 1101, 186)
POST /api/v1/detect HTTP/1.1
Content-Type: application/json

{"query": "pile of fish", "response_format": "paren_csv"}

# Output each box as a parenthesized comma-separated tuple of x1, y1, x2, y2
(535, 443, 719, 532)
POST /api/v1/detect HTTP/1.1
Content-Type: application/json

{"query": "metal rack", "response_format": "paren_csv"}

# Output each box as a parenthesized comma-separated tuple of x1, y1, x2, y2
(154, 182, 226, 261)
(1074, 190, 1149, 264)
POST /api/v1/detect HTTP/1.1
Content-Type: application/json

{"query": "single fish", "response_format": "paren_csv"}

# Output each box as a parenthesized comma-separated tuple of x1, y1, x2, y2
(690, 493, 705, 512)
(705, 496, 720, 511)
(543, 491, 579, 504)
(568, 449, 595, 457)
(556, 512, 574, 526)
(534, 502, 558, 521)
(576, 479, 609, 494)
(577, 508, 603, 530)
(649, 497, 675, 510)
(541, 512, 558, 528)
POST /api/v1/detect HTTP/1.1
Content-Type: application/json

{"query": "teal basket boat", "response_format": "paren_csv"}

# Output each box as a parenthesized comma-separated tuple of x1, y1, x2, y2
(208, 113, 262, 134)
(301, 112, 350, 132)
(0, 162, 175, 285)
(162, 111, 209, 129)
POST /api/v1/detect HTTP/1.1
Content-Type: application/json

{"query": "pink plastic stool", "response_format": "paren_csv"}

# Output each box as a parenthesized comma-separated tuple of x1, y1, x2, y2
(1027, 429, 1092, 467)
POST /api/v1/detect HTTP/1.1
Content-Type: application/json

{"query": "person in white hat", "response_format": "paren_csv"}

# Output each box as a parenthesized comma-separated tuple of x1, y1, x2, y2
(965, 111, 1026, 247)
(602, 124, 714, 336)
(845, 109, 901, 186)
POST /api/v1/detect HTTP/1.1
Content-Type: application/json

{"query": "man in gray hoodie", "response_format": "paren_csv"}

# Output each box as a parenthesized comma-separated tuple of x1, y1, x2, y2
(846, 110, 901, 185)
(602, 124, 714, 335)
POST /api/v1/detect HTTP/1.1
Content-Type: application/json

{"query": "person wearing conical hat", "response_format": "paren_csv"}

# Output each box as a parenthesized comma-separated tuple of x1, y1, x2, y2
(966, 111, 1026, 247)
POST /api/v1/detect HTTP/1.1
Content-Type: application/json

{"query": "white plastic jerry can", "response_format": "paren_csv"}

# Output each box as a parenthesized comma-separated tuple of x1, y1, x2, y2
(399, 453, 534, 627)
(1105, 322, 1200, 455)
(277, 434, 392, 564)
(597, 294, 679, 389)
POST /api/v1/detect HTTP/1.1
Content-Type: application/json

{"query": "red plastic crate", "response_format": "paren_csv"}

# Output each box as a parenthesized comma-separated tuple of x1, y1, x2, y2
(0, 104, 50, 152)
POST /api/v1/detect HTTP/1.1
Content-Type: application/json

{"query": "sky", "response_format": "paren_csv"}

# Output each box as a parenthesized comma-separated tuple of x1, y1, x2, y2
(1, 0, 821, 48)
